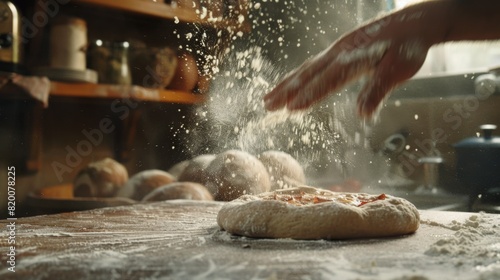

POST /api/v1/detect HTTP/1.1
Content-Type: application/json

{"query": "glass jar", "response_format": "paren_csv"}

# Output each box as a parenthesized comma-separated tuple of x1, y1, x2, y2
(87, 40, 131, 85)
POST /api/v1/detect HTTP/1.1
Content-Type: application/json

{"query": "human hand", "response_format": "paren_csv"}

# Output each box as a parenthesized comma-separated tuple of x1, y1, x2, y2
(264, 3, 444, 118)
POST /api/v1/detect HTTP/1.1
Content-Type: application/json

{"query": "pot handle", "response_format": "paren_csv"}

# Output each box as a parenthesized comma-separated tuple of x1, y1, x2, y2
(480, 124, 497, 140)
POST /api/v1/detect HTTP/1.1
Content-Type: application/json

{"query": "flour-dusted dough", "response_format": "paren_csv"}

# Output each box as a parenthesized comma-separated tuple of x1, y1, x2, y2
(205, 150, 271, 201)
(142, 182, 214, 202)
(217, 186, 420, 240)
(167, 160, 190, 179)
(117, 169, 176, 201)
(73, 157, 128, 197)
(257, 150, 306, 190)
(177, 154, 216, 184)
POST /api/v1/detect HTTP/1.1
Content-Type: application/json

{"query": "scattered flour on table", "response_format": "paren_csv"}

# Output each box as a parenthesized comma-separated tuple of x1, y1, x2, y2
(476, 262, 500, 280)
(423, 213, 500, 258)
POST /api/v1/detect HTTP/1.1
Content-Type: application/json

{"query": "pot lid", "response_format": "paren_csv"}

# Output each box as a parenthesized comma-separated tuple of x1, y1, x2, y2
(454, 124, 500, 148)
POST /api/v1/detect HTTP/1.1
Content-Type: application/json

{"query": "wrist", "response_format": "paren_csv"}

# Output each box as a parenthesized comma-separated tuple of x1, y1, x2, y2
(386, 0, 455, 46)
(442, 0, 500, 42)
(419, 0, 456, 45)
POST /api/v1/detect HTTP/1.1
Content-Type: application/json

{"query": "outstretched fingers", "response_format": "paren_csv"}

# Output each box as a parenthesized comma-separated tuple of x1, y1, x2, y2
(265, 42, 391, 112)
(285, 54, 372, 110)
(356, 74, 394, 118)
(264, 53, 332, 111)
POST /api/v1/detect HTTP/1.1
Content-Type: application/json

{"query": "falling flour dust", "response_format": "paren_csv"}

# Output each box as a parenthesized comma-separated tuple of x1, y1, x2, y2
(184, 46, 390, 184)
(178, 2, 411, 187)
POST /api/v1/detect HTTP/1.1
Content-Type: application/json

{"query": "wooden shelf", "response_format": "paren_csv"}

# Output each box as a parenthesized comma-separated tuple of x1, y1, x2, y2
(50, 82, 206, 104)
(73, 0, 250, 31)
(75, 0, 198, 22)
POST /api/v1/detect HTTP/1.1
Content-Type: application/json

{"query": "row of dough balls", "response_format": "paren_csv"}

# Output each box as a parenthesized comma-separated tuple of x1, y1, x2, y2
(72, 150, 306, 203)
(171, 150, 306, 201)
(72, 158, 212, 202)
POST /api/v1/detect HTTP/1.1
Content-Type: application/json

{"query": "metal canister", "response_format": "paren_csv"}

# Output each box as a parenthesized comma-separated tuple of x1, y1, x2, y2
(0, 1, 23, 72)
(49, 16, 87, 70)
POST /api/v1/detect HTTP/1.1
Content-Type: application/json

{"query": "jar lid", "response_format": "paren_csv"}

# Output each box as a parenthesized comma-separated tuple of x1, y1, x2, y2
(454, 124, 500, 149)
(89, 39, 130, 49)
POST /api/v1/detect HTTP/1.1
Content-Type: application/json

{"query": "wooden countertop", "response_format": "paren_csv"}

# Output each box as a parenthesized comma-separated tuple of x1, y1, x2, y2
(1, 201, 500, 279)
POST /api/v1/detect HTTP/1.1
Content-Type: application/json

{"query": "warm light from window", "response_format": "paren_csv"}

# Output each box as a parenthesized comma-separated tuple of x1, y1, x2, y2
(395, 0, 422, 9)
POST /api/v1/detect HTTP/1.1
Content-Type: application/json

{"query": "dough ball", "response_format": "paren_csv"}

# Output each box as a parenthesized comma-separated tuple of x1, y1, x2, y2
(117, 169, 176, 200)
(257, 150, 306, 190)
(167, 160, 190, 179)
(73, 158, 128, 197)
(167, 52, 199, 92)
(129, 46, 177, 88)
(178, 154, 216, 184)
(142, 182, 214, 202)
(205, 150, 271, 201)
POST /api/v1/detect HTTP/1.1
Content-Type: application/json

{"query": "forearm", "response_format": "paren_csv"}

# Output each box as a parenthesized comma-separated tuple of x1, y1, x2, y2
(444, 0, 500, 42)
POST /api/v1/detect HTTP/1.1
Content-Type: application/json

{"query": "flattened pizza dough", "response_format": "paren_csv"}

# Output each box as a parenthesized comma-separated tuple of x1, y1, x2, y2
(217, 186, 420, 240)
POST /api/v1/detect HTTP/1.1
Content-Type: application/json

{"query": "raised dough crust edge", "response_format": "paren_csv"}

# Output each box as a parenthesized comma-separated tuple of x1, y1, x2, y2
(217, 186, 420, 240)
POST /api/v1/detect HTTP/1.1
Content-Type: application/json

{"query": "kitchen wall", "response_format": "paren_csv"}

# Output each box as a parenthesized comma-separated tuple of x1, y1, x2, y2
(245, 0, 500, 191)
(364, 74, 500, 192)
(5, 0, 500, 216)
(243, 0, 385, 73)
